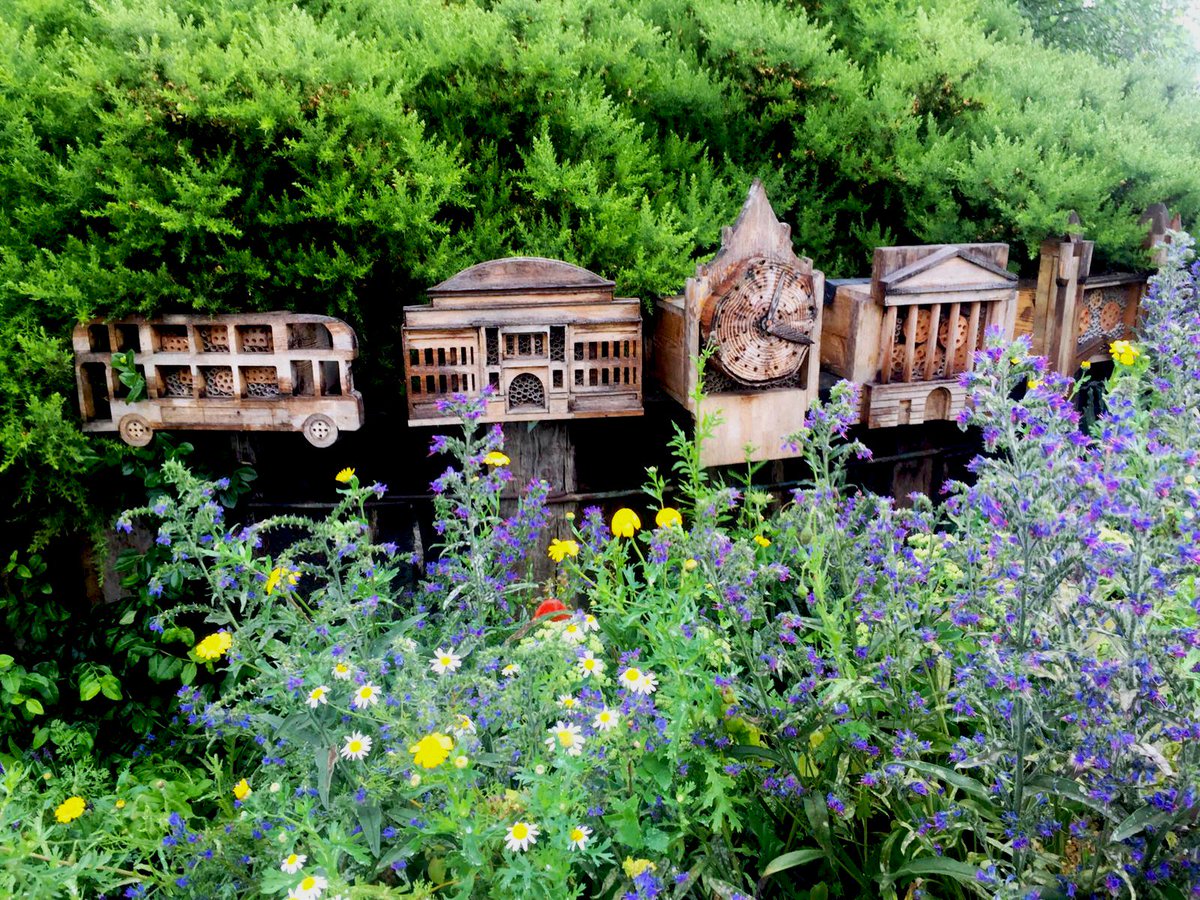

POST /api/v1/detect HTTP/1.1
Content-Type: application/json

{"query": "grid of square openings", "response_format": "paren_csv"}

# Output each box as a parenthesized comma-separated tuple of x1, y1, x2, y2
(572, 337, 639, 388)
(408, 343, 477, 397)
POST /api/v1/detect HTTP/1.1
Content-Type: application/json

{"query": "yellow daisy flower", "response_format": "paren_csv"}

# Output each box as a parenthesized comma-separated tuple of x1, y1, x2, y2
(654, 507, 682, 528)
(54, 796, 86, 823)
(547, 538, 580, 563)
(611, 508, 641, 538)
(194, 631, 232, 661)
(409, 733, 454, 769)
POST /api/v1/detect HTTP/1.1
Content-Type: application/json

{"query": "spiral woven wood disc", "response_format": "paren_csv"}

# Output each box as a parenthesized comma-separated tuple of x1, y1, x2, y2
(705, 258, 816, 384)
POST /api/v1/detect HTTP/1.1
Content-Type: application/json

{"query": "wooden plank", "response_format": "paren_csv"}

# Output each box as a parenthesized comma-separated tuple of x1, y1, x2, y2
(883, 288, 1016, 306)
(879, 306, 898, 384)
(924, 303, 941, 380)
(901, 306, 918, 382)
(965, 302, 981, 369)
(404, 301, 640, 329)
(695, 389, 809, 467)
(944, 301, 961, 376)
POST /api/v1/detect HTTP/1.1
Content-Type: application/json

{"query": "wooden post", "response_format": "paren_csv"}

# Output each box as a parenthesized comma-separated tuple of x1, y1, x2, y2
(502, 421, 577, 586)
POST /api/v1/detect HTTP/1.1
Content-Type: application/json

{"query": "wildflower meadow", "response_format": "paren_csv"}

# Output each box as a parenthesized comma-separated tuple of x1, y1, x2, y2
(3, 239, 1200, 898)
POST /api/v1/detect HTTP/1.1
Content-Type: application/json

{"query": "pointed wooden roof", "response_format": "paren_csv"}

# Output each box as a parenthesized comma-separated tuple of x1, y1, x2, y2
(694, 179, 811, 283)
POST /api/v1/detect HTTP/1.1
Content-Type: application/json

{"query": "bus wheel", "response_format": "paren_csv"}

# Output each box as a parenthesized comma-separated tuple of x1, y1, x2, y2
(118, 414, 154, 447)
(302, 414, 339, 448)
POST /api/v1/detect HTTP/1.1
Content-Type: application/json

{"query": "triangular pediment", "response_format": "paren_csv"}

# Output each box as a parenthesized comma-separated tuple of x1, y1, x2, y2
(880, 246, 1016, 290)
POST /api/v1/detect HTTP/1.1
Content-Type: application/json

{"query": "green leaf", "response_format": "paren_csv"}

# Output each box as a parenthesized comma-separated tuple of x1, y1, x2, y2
(356, 804, 382, 857)
(761, 847, 826, 878)
(24, 698, 44, 715)
(0, 655, 12, 669)
(315, 744, 334, 808)
(1027, 775, 1116, 821)
(899, 761, 994, 805)
(1111, 804, 1171, 843)
(100, 677, 122, 701)
(80, 680, 101, 701)
(119, 609, 136, 626)
(883, 857, 983, 888)
(181, 663, 197, 686)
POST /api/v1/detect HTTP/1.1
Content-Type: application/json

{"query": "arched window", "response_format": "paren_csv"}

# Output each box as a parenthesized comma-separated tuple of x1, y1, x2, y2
(508, 373, 546, 411)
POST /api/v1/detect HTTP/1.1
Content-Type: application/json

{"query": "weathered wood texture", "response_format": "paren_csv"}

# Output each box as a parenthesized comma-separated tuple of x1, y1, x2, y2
(822, 244, 1018, 428)
(1026, 206, 1178, 373)
(653, 180, 823, 467)
(403, 258, 643, 425)
(502, 422, 578, 585)
(74, 313, 364, 447)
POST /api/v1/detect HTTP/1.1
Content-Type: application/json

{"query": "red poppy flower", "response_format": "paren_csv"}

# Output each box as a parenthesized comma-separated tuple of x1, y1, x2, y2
(534, 598, 569, 622)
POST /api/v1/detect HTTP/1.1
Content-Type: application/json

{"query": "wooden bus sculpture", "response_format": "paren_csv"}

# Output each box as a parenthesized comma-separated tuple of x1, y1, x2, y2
(822, 244, 1018, 429)
(74, 313, 363, 447)
(1020, 205, 1179, 374)
(402, 257, 643, 425)
(654, 181, 823, 467)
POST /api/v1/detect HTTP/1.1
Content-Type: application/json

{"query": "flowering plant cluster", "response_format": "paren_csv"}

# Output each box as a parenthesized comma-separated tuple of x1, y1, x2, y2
(5, 236, 1200, 899)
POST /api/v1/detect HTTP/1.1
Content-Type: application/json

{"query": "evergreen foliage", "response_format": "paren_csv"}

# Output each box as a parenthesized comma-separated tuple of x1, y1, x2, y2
(0, 0, 1197, 681)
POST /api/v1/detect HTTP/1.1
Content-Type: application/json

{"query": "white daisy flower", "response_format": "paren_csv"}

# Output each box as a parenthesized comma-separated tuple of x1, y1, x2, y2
(581, 613, 600, 632)
(501, 663, 520, 678)
(504, 820, 539, 852)
(395, 637, 417, 652)
(339, 731, 373, 761)
(568, 824, 593, 851)
(293, 873, 328, 900)
(593, 708, 620, 732)
(558, 693, 578, 710)
(619, 666, 658, 695)
(280, 851, 306, 874)
(577, 651, 605, 679)
(306, 686, 329, 708)
(351, 684, 380, 709)
(561, 622, 587, 644)
(332, 662, 352, 681)
(545, 721, 585, 756)
(431, 647, 462, 675)
(451, 714, 476, 737)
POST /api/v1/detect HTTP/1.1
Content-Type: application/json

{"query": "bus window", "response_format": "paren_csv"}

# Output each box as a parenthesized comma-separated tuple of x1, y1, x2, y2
(320, 361, 342, 396)
(291, 360, 315, 396)
(82, 363, 111, 420)
(154, 325, 189, 352)
(287, 323, 332, 350)
(115, 324, 141, 352)
(88, 326, 110, 352)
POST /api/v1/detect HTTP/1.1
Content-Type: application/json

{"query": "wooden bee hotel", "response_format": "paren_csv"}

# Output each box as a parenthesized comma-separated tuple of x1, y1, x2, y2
(403, 258, 643, 425)
(654, 181, 823, 467)
(74, 313, 363, 447)
(822, 244, 1018, 429)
